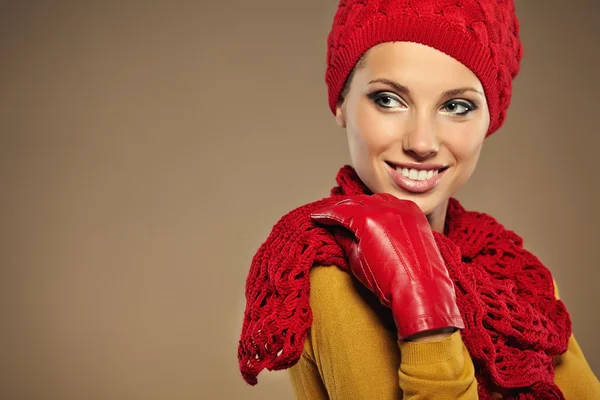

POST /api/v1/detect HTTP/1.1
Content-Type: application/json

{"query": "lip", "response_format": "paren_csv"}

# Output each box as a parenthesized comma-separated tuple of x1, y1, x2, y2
(384, 161, 448, 194)
(386, 161, 449, 171)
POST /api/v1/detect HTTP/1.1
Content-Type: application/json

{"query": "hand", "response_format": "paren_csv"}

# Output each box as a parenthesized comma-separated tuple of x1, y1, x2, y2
(311, 193, 464, 340)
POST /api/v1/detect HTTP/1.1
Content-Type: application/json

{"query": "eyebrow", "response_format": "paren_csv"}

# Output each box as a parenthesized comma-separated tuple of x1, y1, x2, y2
(368, 78, 484, 98)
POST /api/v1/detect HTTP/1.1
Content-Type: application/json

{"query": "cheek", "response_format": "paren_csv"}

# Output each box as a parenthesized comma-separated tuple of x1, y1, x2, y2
(346, 100, 399, 158)
(450, 133, 485, 184)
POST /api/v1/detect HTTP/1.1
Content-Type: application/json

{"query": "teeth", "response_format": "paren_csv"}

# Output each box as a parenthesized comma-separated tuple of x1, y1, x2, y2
(398, 166, 439, 181)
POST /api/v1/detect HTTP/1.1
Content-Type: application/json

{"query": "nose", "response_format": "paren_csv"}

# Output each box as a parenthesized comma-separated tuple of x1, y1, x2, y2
(403, 115, 439, 160)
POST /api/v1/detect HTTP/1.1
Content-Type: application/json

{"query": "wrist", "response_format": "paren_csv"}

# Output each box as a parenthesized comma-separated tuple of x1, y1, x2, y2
(402, 327, 457, 342)
(398, 330, 464, 366)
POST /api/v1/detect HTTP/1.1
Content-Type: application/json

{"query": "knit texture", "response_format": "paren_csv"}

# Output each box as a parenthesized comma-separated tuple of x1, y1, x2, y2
(238, 166, 572, 399)
(325, 0, 523, 135)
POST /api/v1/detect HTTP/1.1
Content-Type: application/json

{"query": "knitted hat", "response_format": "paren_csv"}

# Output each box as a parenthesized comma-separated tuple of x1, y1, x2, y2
(325, 0, 523, 136)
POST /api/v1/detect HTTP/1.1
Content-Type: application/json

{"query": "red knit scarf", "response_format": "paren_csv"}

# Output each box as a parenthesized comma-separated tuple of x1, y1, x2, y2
(238, 166, 571, 399)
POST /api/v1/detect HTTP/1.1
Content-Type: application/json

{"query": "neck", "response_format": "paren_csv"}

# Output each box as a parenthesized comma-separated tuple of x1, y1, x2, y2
(427, 198, 449, 233)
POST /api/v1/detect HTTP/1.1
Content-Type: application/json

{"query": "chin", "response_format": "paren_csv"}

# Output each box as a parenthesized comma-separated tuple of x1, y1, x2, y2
(407, 198, 437, 215)
(385, 187, 446, 216)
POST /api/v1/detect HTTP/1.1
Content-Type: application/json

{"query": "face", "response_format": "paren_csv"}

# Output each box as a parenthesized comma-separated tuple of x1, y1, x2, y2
(336, 41, 490, 229)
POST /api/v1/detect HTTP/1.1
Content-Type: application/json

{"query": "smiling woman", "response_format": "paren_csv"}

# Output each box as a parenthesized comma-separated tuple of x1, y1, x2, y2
(337, 42, 490, 232)
(238, 0, 600, 399)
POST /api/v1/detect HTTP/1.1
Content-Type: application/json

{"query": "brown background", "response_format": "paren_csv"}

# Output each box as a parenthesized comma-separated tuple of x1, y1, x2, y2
(1, 1, 599, 399)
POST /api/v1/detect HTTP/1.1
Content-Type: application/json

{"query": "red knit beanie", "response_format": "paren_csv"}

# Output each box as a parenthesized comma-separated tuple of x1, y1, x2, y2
(325, 0, 523, 136)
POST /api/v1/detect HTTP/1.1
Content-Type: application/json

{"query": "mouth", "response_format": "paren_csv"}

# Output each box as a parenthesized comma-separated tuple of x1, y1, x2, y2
(384, 161, 450, 193)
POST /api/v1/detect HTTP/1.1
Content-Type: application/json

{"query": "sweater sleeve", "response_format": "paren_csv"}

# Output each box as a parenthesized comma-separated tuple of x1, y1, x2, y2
(288, 265, 477, 399)
(552, 282, 600, 398)
(288, 269, 599, 399)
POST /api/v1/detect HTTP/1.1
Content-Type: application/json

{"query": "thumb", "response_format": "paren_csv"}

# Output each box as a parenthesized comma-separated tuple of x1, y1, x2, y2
(332, 227, 356, 250)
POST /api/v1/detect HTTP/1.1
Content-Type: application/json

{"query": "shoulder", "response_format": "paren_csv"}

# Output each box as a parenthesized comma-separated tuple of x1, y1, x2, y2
(309, 265, 362, 311)
(309, 265, 355, 300)
(308, 266, 357, 320)
(309, 265, 397, 334)
(553, 279, 560, 299)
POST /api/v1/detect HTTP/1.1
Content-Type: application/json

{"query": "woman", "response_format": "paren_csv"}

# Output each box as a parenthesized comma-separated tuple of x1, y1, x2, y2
(238, 0, 600, 398)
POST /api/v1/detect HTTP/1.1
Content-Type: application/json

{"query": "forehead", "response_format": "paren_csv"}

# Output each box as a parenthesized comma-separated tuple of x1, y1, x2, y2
(358, 42, 483, 89)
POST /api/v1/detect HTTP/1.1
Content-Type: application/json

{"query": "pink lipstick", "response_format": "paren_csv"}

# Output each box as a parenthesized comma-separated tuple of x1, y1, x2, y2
(385, 161, 448, 194)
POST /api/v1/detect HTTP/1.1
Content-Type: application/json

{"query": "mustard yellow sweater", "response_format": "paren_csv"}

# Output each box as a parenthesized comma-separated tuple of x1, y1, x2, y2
(289, 265, 600, 399)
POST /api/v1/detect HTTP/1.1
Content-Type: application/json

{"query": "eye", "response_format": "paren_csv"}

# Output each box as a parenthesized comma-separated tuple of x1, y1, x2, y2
(368, 92, 406, 109)
(441, 100, 477, 116)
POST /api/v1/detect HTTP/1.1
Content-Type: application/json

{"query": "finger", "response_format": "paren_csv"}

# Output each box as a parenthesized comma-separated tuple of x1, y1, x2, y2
(333, 228, 356, 248)
(310, 198, 364, 228)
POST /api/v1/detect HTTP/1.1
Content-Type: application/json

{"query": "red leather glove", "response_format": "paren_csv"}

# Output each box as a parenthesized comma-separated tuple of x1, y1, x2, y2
(310, 193, 464, 340)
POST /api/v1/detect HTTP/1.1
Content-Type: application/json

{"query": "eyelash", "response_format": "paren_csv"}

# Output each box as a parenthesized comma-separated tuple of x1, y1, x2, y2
(367, 91, 479, 116)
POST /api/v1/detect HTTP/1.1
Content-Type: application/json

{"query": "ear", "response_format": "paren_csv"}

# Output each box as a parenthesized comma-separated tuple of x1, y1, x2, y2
(335, 102, 347, 128)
